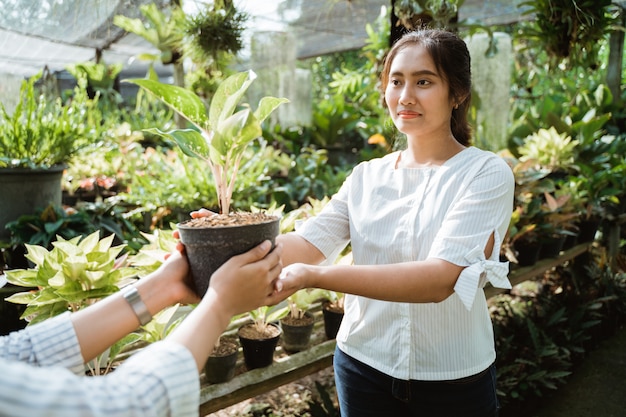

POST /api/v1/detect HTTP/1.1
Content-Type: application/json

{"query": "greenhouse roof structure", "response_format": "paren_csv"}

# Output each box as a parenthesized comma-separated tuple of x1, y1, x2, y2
(0, 0, 535, 79)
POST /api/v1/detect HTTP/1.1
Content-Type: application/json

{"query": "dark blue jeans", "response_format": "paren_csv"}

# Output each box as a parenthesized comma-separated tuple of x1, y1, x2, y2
(334, 346, 500, 417)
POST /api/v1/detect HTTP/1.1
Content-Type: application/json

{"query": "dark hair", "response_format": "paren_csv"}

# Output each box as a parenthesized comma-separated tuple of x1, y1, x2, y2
(379, 29, 472, 146)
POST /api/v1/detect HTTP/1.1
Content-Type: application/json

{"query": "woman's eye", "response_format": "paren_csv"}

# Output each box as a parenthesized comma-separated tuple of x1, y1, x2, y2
(390, 79, 401, 86)
(417, 79, 431, 86)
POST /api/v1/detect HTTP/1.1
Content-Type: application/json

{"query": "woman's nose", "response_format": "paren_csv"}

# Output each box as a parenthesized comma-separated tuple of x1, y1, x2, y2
(399, 87, 415, 105)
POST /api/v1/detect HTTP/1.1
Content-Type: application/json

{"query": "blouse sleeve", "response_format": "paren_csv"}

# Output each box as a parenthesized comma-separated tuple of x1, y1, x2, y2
(0, 311, 84, 373)
(0, 323, 199, 417)
(428, 154, 515, 311)
(296, 170, 353, 261)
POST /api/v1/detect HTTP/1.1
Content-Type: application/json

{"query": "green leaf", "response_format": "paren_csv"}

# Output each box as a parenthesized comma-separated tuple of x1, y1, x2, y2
(254, 97, 290, 124)
(5, 269, 39, 287)
(219, 108, 262, 148)
(147, 128, 211, 161)
(5, 291, 37, 305)
(127, 79, 209, 129)
(209, 70, 255, 128)
(24, 244, 50, 266)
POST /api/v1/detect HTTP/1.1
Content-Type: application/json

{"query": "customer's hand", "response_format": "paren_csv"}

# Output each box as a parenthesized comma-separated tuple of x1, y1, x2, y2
(157, 248, 200, 305)
(206, 240, 285, 317)
(171, 208, 215, 241)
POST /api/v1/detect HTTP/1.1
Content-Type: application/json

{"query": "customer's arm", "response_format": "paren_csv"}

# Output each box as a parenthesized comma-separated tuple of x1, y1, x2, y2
(72, 240, 283, 369)
(70, 249, 198, 363)
(0, 241, 285, 417)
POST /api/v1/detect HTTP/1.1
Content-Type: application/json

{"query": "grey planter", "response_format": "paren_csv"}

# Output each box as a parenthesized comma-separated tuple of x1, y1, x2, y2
(0, 166, 64, 241)
(177, 214, 280, 296)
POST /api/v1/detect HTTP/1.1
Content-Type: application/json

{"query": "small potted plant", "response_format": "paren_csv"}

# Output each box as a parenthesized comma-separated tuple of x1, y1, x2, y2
(128, 70, 288, 296)
(280, 289, 317, 353)
(204, 333, 240, 384)
(0, 73, 101, 241)
(237, 303, 288, 370)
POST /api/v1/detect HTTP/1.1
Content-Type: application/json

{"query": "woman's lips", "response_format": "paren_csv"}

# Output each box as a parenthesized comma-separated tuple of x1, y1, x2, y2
(398, 110, 421, 118)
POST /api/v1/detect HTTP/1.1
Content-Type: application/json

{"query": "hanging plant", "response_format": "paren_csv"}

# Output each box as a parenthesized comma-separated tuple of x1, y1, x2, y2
(520, 0, 617, 67)
(183, 0, 248, 64)
(393, 0, 465, 29)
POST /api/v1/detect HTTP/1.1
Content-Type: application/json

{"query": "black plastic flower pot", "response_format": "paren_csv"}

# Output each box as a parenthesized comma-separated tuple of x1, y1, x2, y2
(204, 337, 239, 384)
(513, 239, 542, 267)
(280, 312, 315, 353)
(238, 323, 281, 370)
(322, 303, 344, 340)
(177, 213, 280, 296)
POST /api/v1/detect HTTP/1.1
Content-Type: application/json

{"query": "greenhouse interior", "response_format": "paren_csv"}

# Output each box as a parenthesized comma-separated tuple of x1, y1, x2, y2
(0, 1, 625, 416)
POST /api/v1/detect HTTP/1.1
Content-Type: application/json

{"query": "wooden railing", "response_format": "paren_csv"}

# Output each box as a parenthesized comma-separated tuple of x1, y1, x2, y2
(198, 242, 593, 415)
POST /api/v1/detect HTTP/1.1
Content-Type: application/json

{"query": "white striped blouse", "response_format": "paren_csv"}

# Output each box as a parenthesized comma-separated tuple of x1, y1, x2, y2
(0, 312, 199, 416)
(296, 146, 515, 381)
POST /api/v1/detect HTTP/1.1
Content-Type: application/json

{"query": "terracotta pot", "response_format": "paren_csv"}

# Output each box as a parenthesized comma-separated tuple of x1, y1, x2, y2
(280, 311, 315, 353)
(238, 322, 281, 370)
(177, 213, 280, 296)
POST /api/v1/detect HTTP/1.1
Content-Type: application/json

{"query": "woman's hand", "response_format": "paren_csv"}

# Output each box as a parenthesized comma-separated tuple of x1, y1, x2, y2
(275, 263, 313, 298)
(157, 248, 199, 305)
(206, 240, 285, 317)
(172, 208, 216, 241)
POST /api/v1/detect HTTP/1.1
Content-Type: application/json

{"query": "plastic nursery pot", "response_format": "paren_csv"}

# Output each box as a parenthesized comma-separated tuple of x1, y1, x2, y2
(238, 322, 281, 370)
(577, 217, 601, 243)
(0, 165, 64, 241)
(539, 234, 566, 258)
(177, 213, 280, 296)
(280, 311, 316, 353)
(204, 336, 239, 384)
(322, 303, 344, 340)
(513, 239, 542, 267)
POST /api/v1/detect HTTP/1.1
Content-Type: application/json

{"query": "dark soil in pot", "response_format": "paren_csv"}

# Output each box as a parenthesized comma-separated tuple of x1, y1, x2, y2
(177, 212, 280, 296)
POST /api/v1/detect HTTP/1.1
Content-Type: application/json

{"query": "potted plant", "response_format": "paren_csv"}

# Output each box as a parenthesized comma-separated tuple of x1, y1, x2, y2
(0, 72, 101, 242)
(280, 290, 317, 353)
(237, 303, 288, 370)
(4, 231, 137, 325)
(205, 334, 240, 384)
(318, 290, 345, 340)
(128, 70, 288, 296)
(516, 127, 579, 178)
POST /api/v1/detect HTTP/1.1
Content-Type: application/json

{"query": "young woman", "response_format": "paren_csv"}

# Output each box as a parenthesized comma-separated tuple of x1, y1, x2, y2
(275, 29, 515, 416)
(0, 241, 285, 417)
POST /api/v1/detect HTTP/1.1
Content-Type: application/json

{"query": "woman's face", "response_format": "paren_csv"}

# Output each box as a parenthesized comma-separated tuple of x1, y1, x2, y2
(384, 43, 454, 139)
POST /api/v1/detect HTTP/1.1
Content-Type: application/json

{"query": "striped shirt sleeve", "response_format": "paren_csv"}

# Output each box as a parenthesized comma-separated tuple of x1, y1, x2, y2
(0, 313, 200, 417)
